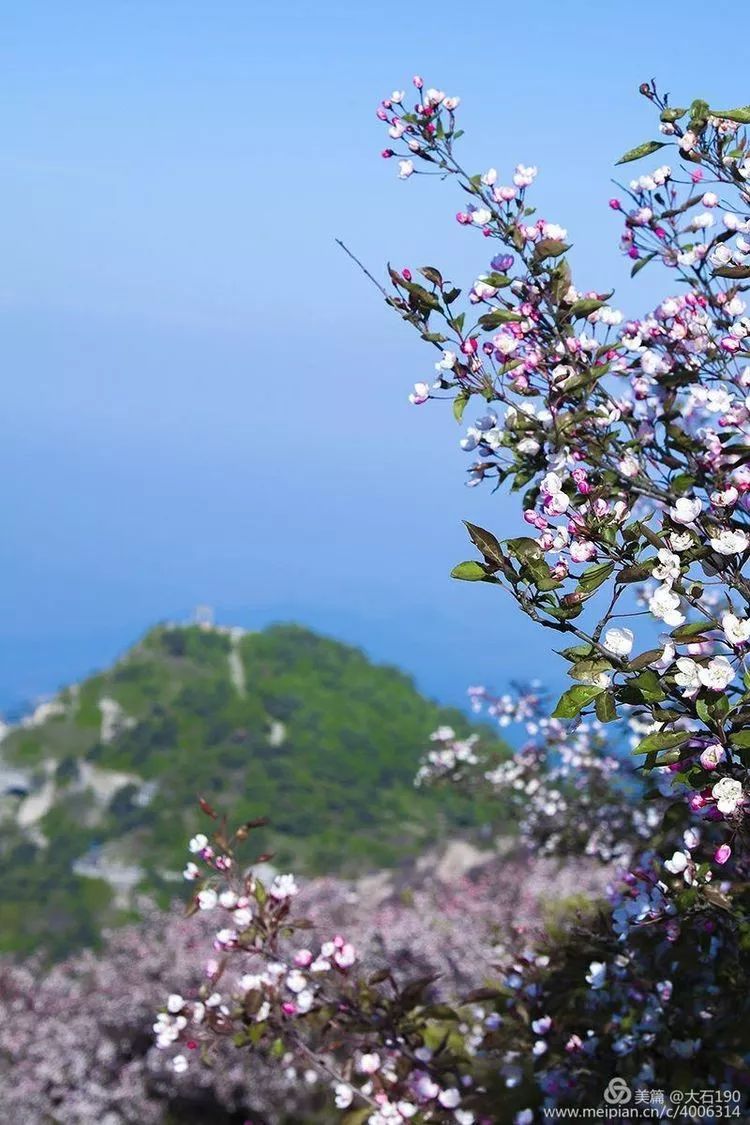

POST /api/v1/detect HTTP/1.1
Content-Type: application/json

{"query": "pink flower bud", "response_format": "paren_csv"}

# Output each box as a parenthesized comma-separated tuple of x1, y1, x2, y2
(608, 198, 621, 210)
(413, 75, 423, 89)
(714, 844, 731, 865)
(381, 149, 394, 159)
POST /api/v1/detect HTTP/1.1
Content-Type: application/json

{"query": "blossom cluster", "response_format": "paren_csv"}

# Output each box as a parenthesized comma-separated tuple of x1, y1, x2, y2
(373, 77, 750, 1115)
(158, 815, 489, 1124)
(376, 78, 750, 849)
(417, 697, 658, 863)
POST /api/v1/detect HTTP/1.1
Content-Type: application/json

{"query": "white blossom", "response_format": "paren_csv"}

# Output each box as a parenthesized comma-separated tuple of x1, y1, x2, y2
(712, 776, 744, 815)
(723, 612, 750, 646)
(603, 627, 634, 658)
(670, 496, 702, 525)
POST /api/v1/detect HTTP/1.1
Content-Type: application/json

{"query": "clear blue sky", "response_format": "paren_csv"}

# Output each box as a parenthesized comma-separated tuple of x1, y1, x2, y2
(0, 1, 740, 710)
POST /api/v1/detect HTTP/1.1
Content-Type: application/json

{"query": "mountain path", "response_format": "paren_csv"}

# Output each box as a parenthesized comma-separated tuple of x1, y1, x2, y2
(228, 633, 246, 696)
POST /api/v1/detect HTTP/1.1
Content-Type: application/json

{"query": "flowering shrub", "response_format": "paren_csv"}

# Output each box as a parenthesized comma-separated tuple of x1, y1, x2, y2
(0, 833, 607, 1123)
(418, 697, 659, 863)
(156, 79, 750, 1120)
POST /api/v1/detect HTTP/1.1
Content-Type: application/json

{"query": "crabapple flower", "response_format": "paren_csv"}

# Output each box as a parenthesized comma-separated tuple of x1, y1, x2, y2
(652, 549, 681, 583)
(700, 744, 726, 771)
(270, 873, 299, 900)
(674, 657, 701, 695)
(712, 776, 744, 815)
(359, 1052, 381, 1074)
(665, 851, 689, 875)
(670, 497, 702, 525)
(409, 382, 430, 405)
(334, 1084, 354, 1109)
(513, 164, 538, 187)
(649, 585, 685, 627)
(586, 961, 607, 989)
(710, 529, 749, 554)
(398, 160, 414, 179)
(723, 612, 750, 646)
(603, 627, 634, 658)
(438, 1088, 462, 1108)
(698, 656, 734, 692)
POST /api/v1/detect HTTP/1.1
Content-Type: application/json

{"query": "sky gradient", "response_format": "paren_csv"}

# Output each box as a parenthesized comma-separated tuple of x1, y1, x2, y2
(1, 1, 742, 711)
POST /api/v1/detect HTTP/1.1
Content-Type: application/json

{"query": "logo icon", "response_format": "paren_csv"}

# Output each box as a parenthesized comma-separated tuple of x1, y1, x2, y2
(603, 1077, 632, 1106)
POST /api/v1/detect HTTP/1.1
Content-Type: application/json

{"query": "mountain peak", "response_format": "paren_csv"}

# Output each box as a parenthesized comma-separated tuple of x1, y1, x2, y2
(0, 622, 505, 959)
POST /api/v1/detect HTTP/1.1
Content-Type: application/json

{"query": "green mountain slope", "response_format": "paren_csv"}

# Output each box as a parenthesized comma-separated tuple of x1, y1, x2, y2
(0, 622, 506, 958)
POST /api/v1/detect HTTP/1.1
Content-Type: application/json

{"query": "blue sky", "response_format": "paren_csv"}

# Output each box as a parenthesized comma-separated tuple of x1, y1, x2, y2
(0, 1, 741, 710)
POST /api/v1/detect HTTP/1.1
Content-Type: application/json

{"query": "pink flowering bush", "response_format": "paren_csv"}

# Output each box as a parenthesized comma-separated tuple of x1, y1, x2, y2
(155, 80, 750, 1120)
(0, 846, 604, 1124)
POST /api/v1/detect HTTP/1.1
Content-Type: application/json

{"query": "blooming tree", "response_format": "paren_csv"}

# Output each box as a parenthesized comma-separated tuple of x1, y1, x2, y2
(156, 80, 750, 1120)
(0, 847, 608, 1123)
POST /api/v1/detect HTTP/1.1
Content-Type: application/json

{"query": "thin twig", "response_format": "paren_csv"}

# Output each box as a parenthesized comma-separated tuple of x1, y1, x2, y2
(335, 238, 390, 299)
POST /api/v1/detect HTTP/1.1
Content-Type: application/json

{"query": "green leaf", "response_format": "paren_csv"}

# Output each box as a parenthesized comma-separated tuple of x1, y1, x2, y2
(713, 265, 750, 280)
(453, 391, 470, 423)
(631, 251, 657, 277)
(568, 297, 607, 318)
(617, 562, 654, 584)
(484, 272, 512, 288)
(343, 1110, 373, 1125)
(629, 648, 663, 671)
(419, 266, 443, 286)
(560, 643, 595, 659)
(695, 697, 712, 724)
(632, 669, 667, 702)
(451, 561, 487, 582)
(478, 309, 523, 330)
(616, 140, 668, 165)
(464, 520, 506, 568)
(506, 536, 544, 564)
(632, 730, 691, 755)
(671, 619, 717, 639)
(552, 684, 605, 719)
(534, 238, 570, 260)
(569, 658, 612, 682)
(578, 562, 614, 592)
(711, 106, 750, 124)
(595, 691, 618, 723)
(660, 107, 687, 123)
